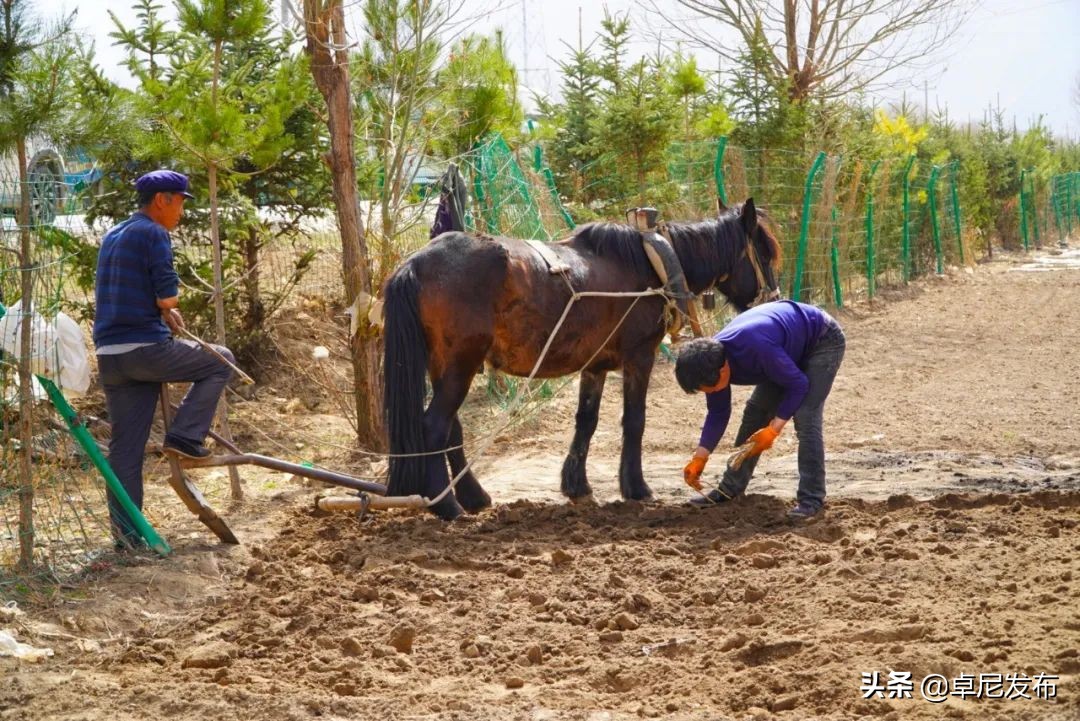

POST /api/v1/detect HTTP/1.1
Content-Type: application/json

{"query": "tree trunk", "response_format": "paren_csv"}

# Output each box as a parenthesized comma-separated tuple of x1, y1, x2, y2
(208, 163, 227, 344)
(242, 224, 264, 334)
(303, 0, 384, 450)
(205, 161, 243, 499)
(15, 137, 35, 571)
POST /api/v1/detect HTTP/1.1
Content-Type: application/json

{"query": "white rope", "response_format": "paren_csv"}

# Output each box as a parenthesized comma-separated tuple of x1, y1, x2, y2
(423, 285, 668, 508)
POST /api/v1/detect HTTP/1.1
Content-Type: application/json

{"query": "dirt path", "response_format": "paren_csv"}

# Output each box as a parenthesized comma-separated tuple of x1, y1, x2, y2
(2, 249, 1079, 721)
(477, 248, 1080, 506)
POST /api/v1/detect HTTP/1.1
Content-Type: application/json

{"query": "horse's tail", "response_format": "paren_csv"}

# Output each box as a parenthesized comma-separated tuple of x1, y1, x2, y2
(383, 260, 428, 497)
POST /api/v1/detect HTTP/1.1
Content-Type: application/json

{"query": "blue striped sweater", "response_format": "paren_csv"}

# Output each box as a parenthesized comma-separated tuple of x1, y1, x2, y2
(92, 212, 179, 348)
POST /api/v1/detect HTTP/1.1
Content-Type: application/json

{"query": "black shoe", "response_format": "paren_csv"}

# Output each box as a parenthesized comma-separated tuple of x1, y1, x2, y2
(113, 536, 145, 553)
(163, 434, 212, 459)
(688, 488, 736, 507)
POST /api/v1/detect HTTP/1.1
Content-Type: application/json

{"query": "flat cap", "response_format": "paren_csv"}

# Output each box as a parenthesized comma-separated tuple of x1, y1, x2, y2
(134, 169, 195, 199)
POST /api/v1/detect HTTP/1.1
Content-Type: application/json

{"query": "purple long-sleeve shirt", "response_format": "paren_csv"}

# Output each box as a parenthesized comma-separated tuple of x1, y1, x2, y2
(698, 300, 830, 451)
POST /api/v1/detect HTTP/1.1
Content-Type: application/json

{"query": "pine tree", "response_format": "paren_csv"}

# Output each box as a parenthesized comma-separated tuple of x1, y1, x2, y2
(0, 0, 77, 569)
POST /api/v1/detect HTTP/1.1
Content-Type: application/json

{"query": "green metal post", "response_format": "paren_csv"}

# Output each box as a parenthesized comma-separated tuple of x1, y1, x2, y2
(533, 144, 543, 173)
(1019, 168, 1030, 251)
(542, 167, 576, 230)
(830, 206, 843, 307)
(40, 378, 171, 556)
(865, 160, 881, 299)
(470, 153, 496, 233)
(928, 164, 943, 274)
(1029, 171, 1041, 246)
(901, 154, 916, 282)
(793, 151, 827, 301)
(713, 136, 729, 207)
(0, 302, 170, 556)
(949, 159, 963, 263)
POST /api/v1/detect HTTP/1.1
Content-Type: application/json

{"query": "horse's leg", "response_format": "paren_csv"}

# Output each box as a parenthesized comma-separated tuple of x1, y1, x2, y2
(618, 349, 656, 501)
(446, 414, 491, 513)
(560, 369, 607, 501)
(421, 371, 474, 521)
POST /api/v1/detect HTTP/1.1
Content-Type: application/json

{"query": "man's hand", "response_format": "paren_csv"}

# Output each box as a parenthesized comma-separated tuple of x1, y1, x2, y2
(162, 308, 185, 333)
(683, 454, 708, 491)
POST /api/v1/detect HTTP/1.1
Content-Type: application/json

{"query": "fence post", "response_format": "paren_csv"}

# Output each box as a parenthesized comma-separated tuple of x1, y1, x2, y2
(901, 154, 916, 282)
(713, 136, 729, 206)
(543, 167, 576, 231)
(830, 206, 843, 307)
(865, 160, 881, 299)
(1029, 170, 1041, 247)
(532, 142, 576, 231)
(949, 159, 963, 263)
(793, 151, 827, 301)
(1019, 168, 1030, 251)
(928, 164, 944, 274)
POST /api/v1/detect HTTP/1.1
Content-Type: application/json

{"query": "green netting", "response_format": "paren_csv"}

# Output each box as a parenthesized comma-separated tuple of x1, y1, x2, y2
(468, 133, 550, 240)
(1050, 171, 1079, 243)
(458, 134, 1006, 309)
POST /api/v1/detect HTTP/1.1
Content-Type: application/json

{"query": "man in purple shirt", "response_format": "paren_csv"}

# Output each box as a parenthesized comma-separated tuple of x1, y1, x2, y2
(675, 300, 845, 519)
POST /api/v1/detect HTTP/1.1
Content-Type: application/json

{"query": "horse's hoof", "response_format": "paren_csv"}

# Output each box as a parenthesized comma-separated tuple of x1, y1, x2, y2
(428, 495, 465, 522)
(459, 492, 493, 514)
(568, 493, 596, 506)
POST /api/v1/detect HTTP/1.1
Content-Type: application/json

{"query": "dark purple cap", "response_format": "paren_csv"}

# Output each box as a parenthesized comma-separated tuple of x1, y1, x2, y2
(134, 170, 195, 199)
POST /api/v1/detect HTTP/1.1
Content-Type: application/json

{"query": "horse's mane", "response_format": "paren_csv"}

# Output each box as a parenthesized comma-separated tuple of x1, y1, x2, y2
(750, 207, 783, 269)
(569, 222, 654, 279)
(568, 203, 782, 292)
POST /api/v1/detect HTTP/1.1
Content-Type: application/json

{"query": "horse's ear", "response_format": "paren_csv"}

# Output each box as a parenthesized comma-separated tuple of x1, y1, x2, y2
(740, 197, 757, 236)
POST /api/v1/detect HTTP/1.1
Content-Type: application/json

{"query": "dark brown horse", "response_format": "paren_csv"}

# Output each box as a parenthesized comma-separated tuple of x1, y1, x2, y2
(383, 199, 782, 519)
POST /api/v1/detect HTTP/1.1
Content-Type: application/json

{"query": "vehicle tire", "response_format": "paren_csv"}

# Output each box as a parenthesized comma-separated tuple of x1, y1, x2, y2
(28, 157, 62, 226)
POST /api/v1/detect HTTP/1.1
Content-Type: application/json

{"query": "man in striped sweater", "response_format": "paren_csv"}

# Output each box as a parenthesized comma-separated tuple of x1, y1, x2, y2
(93, 170, 234, 549)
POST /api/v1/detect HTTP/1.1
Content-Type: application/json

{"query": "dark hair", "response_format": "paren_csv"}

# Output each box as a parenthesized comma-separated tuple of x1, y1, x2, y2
(675, 338, 726, 393)
(137, 190, 176, 208)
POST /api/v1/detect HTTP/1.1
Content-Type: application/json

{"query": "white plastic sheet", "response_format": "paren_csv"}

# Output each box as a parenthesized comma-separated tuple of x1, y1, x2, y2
(0, 628, 54, 662)
(0, 300, 90, 398)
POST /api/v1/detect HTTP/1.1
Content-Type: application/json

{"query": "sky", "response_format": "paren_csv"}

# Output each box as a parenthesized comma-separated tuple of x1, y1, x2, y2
(61, 0, 1080, 139)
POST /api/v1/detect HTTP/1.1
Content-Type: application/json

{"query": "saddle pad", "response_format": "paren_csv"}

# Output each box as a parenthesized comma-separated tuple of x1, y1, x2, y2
(525, 239, 571, 274)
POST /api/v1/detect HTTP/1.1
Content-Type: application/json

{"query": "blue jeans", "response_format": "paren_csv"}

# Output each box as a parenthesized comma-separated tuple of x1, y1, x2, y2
(718, 321, 846, 510)
(98, 339, 234, 543)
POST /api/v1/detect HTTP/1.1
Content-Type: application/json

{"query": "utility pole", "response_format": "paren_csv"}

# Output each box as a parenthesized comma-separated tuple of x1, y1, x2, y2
(522, 0, 528, 91)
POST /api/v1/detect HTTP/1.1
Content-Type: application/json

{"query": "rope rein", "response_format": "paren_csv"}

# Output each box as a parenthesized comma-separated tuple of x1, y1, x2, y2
(423, 282, 668, 508)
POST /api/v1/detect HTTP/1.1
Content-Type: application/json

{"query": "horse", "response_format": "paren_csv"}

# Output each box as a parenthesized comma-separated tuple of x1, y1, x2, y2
(382, 199, 782, 520)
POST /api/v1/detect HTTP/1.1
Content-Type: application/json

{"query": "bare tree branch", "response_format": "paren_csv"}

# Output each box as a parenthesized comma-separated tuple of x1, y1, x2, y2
(645, 0, 974, 101)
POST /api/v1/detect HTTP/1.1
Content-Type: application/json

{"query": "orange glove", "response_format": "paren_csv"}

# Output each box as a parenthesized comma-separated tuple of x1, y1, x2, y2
(683, 456, 707, 491)
(727, 426, 780, 472)
(747, 425, 779, 455)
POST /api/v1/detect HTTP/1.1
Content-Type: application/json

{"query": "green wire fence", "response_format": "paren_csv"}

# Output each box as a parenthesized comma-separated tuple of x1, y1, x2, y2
(459, 132, 1078, 313)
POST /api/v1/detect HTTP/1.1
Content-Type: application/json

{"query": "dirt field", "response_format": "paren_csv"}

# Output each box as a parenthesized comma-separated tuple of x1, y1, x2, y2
(2, 248, 1080, 720)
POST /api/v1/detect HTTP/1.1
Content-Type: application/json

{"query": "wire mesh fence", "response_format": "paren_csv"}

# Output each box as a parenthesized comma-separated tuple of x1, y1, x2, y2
(1, 183, 115, 591)
(455, 134, 1005, 310)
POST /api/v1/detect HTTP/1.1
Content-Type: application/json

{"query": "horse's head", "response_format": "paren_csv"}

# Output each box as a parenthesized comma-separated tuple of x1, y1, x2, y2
(667, 198, 782, 313)
(717, 198, 782, 312)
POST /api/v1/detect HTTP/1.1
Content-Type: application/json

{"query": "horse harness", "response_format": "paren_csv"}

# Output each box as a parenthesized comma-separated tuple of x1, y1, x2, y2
(523, 209, 777, 342)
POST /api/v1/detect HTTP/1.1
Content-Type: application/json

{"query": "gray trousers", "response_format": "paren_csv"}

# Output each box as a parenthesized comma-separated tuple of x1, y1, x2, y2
(718, 322, 846, 510)
(98, 339, 234, 543)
